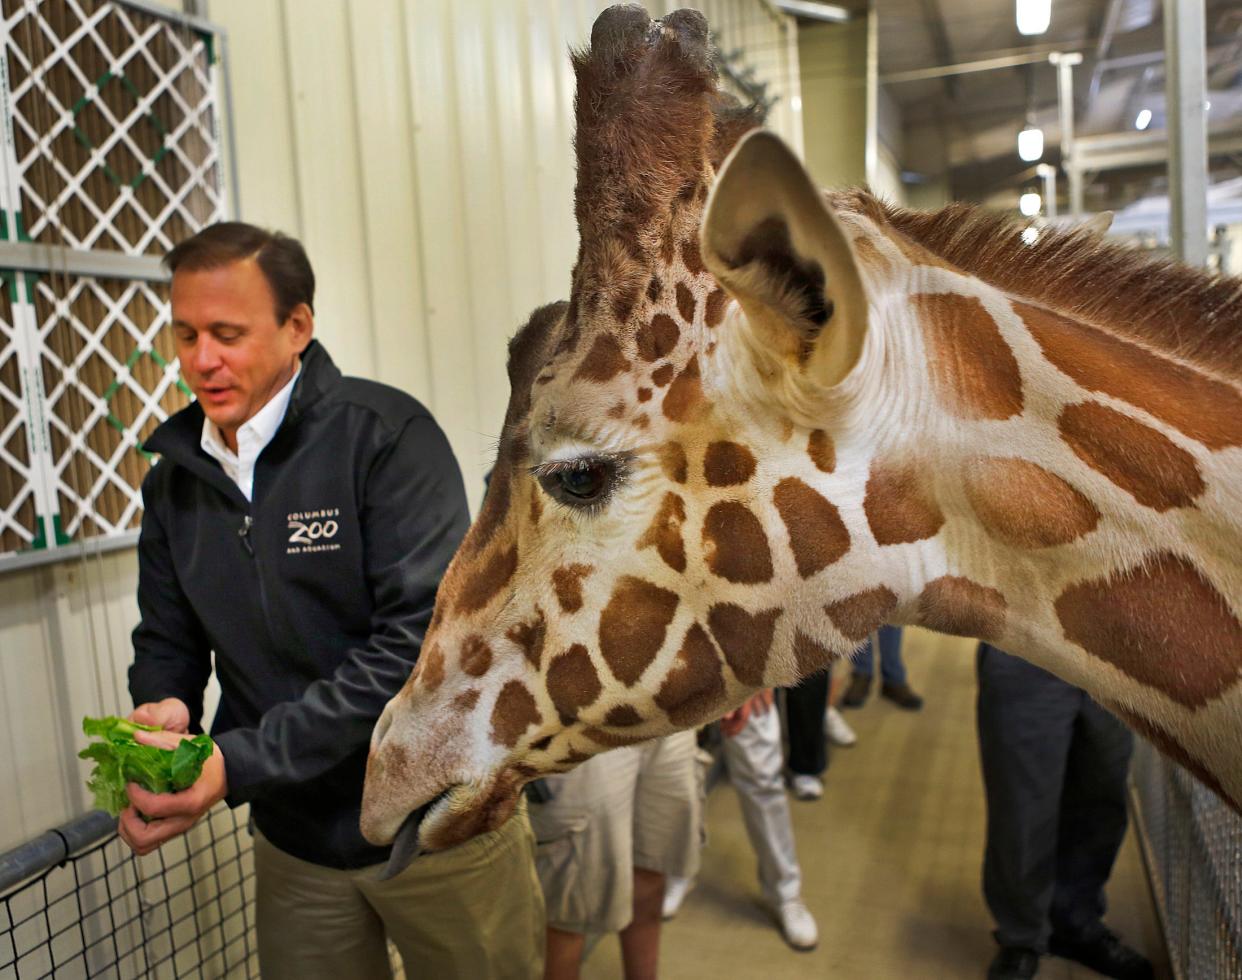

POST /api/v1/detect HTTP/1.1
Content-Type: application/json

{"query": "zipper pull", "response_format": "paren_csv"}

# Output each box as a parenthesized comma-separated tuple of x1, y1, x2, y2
(239, 515, 254, 556)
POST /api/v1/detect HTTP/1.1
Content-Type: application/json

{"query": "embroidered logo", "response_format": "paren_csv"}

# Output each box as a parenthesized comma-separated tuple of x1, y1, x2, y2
(287, 508, 342, 554)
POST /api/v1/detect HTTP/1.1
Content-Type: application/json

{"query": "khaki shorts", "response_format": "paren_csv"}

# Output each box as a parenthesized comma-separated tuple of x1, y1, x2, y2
(528, 731, 701, 933)
(254, 801, 544, 979)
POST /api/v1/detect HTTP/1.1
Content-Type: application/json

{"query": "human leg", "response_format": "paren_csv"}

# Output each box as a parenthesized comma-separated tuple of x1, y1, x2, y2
(976, 644, 1079, 953)
(784, 669, 829, 792)
(362, 803, 545, 980)
(843, 641, 873, 707)
(252, 830, 391, 980)
(620, 868, 665, 980)
(876, 625, 906, 685)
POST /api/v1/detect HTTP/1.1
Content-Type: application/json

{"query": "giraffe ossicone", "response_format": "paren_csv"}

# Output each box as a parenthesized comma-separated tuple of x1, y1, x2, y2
(360, 3, 1242, 864)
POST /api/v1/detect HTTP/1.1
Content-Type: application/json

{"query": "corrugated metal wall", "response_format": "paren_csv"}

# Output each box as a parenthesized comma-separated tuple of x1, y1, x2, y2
(0, 0, 804, 852)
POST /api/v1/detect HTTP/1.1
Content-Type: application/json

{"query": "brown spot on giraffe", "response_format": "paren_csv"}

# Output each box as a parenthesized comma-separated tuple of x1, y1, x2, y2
(703, 441, 756, 486)
(808, 430, 835, 473)
(793, 631, 832, 676)
(599, 576, 680, 686)
(583, 727, 648, 749)
(557, 747, 594, 767)
(604, 704, 644, 727)
(452, 689, 480, 713)
(914, 292, 1024, 421)
(864, 462, 945, 545)
(1058, 402, 1207, 512)
(660, 441, 688, 483)
(652, 363, 675, 387)
(663, 356, 706, 422)
(825, 586, 899, 642)
(607, 401, 628, 419)
(675, 282, 697, 324)
(552, 564, 593, 614)
(637, 387, 652, 403)
(1055, 553, 1242, 708)
(636, 492, 687, 573)
(708, 604, 781, 687)
(964, 457, 1101, 548)
(703, 501, 774, 583)
(506, 608, 546, 670)
(632, 414, 650, 430)
(773, 477, 850, 578)
(646, 275, 662, 302)
(704, 288, 728, 327)
(546, 643, 602, 724)
(681, 237, 705, 275)
(1018, 300, 1242, 451)
(853, 236, 891, 274)
(655, 623, 727, 726)
(1109, 707, 1232, 805)
(461, 636, 493, 677)
(918, 576, 1007, 641)
(490, 681, 542, 748)
(573, 333, 630, 383)
(464, 459, 511, 555)
(636, 314, 680, 362)
(417, 643, 446, 692)
(455, 543, 519, 614)
(529, 490, 543, 526)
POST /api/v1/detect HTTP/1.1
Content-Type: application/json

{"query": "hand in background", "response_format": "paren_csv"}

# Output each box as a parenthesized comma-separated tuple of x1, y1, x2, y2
(116, 730, 227, 856)
(129, 697, 191, 734)
(721, 689, 774, 737)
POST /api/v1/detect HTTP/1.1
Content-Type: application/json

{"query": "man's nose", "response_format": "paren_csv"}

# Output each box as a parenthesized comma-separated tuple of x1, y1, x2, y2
(189, 336, 221, 375)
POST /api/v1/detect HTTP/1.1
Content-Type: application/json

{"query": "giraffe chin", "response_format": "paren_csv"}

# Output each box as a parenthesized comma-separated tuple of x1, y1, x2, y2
(372, 771, 525, 880)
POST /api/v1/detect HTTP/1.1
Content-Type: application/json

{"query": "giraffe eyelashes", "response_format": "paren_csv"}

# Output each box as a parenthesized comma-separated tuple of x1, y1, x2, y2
(532, 455, 628, 513)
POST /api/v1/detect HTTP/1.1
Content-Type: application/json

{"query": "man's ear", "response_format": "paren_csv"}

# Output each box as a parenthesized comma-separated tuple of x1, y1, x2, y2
(287, 302, 314, 353)
(701, 131, 868, 389)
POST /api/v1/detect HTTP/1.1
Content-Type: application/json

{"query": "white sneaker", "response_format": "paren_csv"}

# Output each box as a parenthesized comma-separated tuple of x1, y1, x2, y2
(790, 774, 823, 801)
(662, 875, 693, 919)
(825, 706, 857, 747)
(773, 898, 819, 950)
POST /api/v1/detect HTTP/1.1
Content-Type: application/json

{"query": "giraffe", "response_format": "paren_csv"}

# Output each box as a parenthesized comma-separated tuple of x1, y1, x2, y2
(360, 4, 1242, 863)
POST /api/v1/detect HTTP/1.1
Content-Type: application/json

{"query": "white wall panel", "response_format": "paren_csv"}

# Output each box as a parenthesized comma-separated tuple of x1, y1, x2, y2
(1, 0, 805, 854)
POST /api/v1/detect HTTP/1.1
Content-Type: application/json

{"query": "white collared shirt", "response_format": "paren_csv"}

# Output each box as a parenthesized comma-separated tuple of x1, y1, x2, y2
(200, 363, 302, 501)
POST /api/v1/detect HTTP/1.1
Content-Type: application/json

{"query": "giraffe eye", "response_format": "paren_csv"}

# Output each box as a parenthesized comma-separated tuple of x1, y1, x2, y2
(534, 457, 623, 511)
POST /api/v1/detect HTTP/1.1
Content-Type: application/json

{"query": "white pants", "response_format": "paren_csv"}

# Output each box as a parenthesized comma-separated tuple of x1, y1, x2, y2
(722, 706, 803, 905)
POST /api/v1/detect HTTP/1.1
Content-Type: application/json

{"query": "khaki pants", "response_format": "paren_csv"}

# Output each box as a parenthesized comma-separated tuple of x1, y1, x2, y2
(254, 804, 545, 979)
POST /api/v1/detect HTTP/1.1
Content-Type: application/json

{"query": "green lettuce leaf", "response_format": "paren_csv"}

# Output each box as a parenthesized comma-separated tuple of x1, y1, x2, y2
(79, 716, 214, 816)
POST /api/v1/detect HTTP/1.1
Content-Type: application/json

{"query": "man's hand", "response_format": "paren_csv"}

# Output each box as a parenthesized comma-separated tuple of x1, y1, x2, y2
(721, 689, 775, 737)
(117, 729, 227, 856)
(129, 697, 191, 734)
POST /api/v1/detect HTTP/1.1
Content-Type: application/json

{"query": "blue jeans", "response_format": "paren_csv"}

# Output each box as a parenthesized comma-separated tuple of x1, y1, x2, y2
(853, 625, 905, 685)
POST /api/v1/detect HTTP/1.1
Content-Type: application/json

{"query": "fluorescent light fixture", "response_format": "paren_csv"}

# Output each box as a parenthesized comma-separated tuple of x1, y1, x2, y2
(773, 0, 850, 22)
(791, 95, 803, 113)
(1017, 0, 1052, 35)
(1019, 192, 1042, 217)
(1022, 227, 1040, 245)
(1018, 126, 1044, 162)
(1135, 108, 1152, 130)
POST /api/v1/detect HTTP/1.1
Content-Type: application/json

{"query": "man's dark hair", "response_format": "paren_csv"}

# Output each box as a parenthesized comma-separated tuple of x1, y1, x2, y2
(165, 222, 315, 323)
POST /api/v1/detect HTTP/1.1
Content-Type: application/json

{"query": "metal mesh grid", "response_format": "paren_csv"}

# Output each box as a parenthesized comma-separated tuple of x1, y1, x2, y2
(0, 269, 39, 552)
(0, 0, 224, 254)
(1131, 740, 1242, 980)
(0, 806, 257, 980)
(31, 272, 187, 541)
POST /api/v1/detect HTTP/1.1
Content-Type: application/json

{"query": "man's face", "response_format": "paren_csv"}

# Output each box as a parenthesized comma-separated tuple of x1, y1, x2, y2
(171, 258, 311, 441)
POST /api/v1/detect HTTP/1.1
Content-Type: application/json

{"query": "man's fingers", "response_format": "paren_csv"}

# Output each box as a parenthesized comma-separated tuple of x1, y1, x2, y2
(126, 781, 199, 819)
(118, 806, 195, 856)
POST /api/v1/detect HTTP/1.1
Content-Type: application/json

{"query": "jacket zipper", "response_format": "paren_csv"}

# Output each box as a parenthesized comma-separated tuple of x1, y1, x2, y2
(239, 510, 279, 649)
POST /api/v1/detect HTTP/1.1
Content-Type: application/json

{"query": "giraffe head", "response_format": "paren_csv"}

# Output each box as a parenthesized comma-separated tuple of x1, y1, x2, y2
(361, 3, 1242, 856)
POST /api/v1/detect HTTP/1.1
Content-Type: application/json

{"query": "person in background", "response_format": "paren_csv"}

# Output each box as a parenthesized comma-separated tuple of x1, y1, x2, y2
(530, 731, 700, 980)
(662, 690, 819, 951)
(783, 664, 855, 802)
(120, 222, 543, 979)
(977, 644, 1153, 980)
(842, 626, 923, 710)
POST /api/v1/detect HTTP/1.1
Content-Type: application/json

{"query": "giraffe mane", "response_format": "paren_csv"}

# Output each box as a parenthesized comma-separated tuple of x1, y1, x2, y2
(839, 190, 1242, 382)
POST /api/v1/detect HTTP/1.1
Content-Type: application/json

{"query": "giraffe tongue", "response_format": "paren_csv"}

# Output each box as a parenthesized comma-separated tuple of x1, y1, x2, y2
(375, 789, 449, 881)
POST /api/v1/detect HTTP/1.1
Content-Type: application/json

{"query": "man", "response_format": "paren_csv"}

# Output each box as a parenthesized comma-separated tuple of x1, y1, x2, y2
(120, 222, 544, 979)
(977, 643, 1153, 980)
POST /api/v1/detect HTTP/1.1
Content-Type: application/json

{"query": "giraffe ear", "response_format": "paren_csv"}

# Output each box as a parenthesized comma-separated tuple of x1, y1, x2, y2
(701, 131, 868, 389)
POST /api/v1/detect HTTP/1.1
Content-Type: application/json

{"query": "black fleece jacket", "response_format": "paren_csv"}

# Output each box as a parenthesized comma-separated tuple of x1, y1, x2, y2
(129, 341, 470, 868)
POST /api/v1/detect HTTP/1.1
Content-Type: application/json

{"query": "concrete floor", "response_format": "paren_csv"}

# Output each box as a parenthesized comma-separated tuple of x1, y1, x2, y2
(582, 627, 1171, 979)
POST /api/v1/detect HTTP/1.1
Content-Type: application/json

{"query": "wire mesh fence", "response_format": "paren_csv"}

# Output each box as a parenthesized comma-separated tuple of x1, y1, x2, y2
(1, 805, 257, 980)
(1131, 739, 1242, 980)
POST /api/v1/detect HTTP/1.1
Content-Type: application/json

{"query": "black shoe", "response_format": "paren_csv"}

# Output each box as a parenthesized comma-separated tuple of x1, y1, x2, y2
(842, 673, 870, 708)
(1048, 923, 1153, 980)
(987, 946, 1040, 979)
(880, 681, 924, 710)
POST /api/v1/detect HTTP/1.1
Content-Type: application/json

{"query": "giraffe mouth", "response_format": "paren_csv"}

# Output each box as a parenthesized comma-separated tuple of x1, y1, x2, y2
(375, 787, 452, 880)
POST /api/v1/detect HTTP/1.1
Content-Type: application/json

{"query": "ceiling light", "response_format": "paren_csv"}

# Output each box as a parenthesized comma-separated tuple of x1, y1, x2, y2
(1016, 0, 1052, 35)
(1020, 192, 1042, 217)
(1135, 108, 1152, 130)
(1022, 227, 1040, 245)
(1018, 125, 1044, 162)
